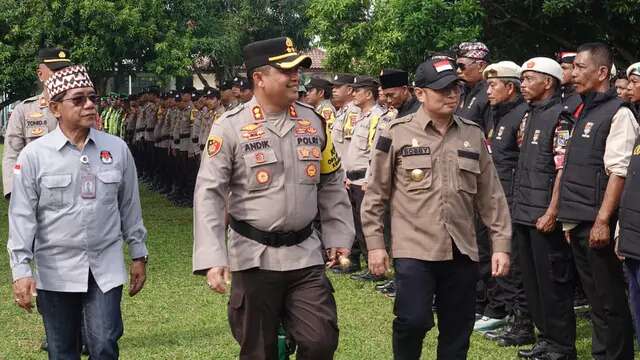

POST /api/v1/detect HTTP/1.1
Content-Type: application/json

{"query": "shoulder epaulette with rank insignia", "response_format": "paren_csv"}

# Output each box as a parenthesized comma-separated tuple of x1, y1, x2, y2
(227, 103, 244, 117)
(456, 115, 480, 128)
(388, 113, 414, 129)
(23, 95, 39, 103)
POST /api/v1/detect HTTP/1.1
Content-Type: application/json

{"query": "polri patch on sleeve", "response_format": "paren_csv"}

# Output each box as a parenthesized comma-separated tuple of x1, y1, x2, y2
(376, 136, 392, 153)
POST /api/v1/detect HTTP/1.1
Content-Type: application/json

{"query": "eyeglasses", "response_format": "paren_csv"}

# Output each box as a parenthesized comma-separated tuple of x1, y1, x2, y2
(456, 61, 477, 71)
(60, 94, 99, 107)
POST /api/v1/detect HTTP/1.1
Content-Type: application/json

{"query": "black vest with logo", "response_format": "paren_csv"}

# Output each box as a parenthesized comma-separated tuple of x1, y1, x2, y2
(558, 89, 622, 223)
(618, 137, 640, 259)
(488, 97, 528, 208)
(512, 96, 564, 226)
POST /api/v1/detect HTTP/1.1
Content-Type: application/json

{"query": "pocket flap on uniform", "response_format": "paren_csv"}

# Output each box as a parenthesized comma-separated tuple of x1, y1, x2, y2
(243, 148, 278, 167)
(97, 170, 122, 184)
(401, 155, 432, 170)
(458, 156, 480, 174)
(41, 174, 72, 188)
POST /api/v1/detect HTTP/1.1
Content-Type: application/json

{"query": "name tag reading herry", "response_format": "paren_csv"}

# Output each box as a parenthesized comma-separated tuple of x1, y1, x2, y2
(401, 146, 430, 156)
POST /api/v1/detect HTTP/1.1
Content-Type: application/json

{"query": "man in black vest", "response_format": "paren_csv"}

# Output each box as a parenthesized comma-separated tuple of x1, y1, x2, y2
(479, 61, 535, 347)
(556, 51, 582, 115)
(512, 57, 576, 360)
(617, 61, 640, 348)
(558, 42, 637, 360)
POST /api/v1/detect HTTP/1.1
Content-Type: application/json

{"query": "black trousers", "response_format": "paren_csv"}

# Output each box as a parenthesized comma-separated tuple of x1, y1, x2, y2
(228, 266, 338, 360)
(393, 250, 477, 360)
(487, 227, 530, 317)
(515, 224, 576, 355)
(569, 221, 634, 360)
(347, 184, 365, 263)
(475, 218, 497, 316)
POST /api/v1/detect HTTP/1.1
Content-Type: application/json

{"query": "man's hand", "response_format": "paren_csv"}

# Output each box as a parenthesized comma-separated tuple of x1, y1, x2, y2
(325, 247, 352, 268)
(535, 212, 557, 233)
(12, 277, 36, 313)
(368, 249, 390, 277)
(491, 252, 510, 277)
(362, 182, 368, 192)
(206, 267, 230, 294)
(129, 260, 146, 297)
(345, 178, 352, 190)
(589, 219, 610, 249)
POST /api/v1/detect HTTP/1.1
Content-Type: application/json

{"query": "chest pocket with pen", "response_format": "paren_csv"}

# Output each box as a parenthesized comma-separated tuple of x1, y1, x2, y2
(40, 174, 72, 210)
(457, 150, 480, 194)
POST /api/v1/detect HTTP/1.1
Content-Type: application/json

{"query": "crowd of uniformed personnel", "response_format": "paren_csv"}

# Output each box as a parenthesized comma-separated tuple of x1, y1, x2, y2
(6, 38, 640, 360)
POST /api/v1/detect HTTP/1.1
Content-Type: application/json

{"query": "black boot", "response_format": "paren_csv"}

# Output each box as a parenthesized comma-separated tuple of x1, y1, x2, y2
(485, 315, 514, 341)
(517, 339, 549, 358)
(497, 310, 536, 347)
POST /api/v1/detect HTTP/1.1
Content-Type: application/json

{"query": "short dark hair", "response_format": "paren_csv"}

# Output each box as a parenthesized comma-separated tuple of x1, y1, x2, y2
(248, 65, 271, 90)
(499, 79, 521, 93)
(577, 42, 613, 74)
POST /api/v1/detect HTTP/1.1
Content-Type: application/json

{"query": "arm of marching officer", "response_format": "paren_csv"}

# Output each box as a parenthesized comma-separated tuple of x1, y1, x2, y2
(361, 128, 394, 251)
(7, 149, 39, 281)
(118, 143, 148, 260)
(193, 122, 234, 274)
(2, 104, 26, 198)
(318, 121, 355, 249)
(474, 133, 511, 255)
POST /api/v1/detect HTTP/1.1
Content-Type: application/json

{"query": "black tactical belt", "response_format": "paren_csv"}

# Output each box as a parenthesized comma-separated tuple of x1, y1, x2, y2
(229, 216, 313, 247)
(346, 169, 366, 181)
(179, 134, 190, 139)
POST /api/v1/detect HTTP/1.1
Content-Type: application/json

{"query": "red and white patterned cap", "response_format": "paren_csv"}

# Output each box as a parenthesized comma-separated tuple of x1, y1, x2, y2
(457, 42, 490, 60)
(45, 64, 94, 98)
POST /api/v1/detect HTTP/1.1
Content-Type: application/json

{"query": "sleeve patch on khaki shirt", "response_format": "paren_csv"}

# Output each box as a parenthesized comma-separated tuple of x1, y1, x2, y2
(458, 149, 479, 160)
(376, 136, 392, 153)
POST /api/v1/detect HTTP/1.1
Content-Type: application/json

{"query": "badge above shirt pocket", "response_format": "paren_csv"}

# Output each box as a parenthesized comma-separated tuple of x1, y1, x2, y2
(40, 174, 73, 210)
(243, 148, 278, 191)
(400, 154, 432, 191)
(457, 150, 480, 194)
(296, 145, 321, 185)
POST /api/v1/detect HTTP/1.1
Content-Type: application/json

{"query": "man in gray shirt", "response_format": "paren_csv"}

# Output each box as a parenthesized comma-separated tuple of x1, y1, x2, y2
(7, 64, 148, 359)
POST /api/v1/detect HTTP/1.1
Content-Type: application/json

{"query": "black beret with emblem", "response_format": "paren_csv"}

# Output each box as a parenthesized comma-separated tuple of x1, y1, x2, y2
(180, 85, 196, 94)
(379, 69, 409, 89)
(351, 75, 379, 89)
(38, 48, 73, 70)
(233, 76, 251, 90)
(307, 77, 332, 93)
(243, 37, 312, 71)
(331, 74, 356, 86)
(220, 80, 234, 91)
(203, 87, 221, 99)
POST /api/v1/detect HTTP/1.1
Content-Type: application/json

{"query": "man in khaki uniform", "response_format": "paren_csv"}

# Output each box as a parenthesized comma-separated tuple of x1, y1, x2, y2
(331, 74, 360, 158)
(362, 58, 511, 359)
(193, 37, 354, 360)
(197, 88, 223, 154)
(2, 48, 72, 198)
(304, 77, 336, 128)
(342, 76, 389, 280)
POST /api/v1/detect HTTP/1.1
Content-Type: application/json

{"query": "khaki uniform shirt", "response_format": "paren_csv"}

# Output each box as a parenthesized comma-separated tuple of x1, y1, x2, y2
(144, 103, 158, 142)
(157, 108, 172, 149)
(331, 101, 360, 158)
(344, 104, 386, 185)
(2, 94, 58, 197)
(362, 109, 511, 262)
(316, 100, 336, 130)
(191, 107, 205, 156)
(153, 106, 165, 148)
(134, 103, 148, 142)
(193, 97, 355, 273)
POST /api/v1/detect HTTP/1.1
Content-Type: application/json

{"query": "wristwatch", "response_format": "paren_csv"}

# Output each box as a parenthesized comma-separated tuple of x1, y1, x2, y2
(133, 255, 149, 263)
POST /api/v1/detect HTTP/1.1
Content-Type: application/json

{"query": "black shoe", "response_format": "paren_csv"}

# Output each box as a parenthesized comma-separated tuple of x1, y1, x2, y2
(350, 270, 385, 282)
(533, 352, 576, 360)
(497, 312, 536, 347)
(484, 318, 512, 341)
(380, 282, 396, 294)
(518, 340, 549, 358)
(331, 263, 361, 274)
(375, 280, 393, 290)
(40, 337, 48, 352)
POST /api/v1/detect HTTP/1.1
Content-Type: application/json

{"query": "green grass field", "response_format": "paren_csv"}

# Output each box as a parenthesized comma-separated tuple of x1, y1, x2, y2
(0, 144, 627, 359)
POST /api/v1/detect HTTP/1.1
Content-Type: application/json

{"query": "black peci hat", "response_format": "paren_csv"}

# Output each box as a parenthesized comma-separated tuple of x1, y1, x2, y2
(379, 69, 409, 89)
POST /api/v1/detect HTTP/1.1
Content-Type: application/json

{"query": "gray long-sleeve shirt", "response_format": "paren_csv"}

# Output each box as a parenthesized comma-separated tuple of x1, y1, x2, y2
(7, 126, 148, 293)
